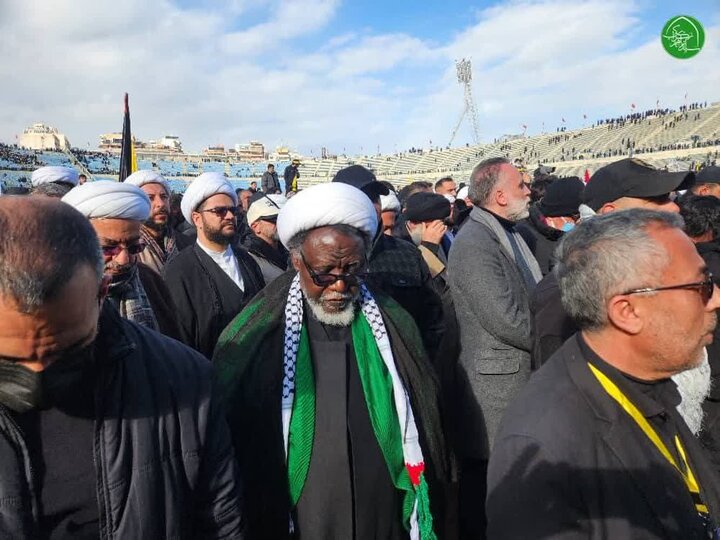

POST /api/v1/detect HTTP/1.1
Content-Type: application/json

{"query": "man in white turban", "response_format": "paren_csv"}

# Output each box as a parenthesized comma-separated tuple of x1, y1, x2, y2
(213, 182, 452, 540)
(31, 166, 79, 198)
(125, 170, 192, 274)
(164, 172, 265, 358)
(379, 191, 401, 236)
(62, 181, 182, 339)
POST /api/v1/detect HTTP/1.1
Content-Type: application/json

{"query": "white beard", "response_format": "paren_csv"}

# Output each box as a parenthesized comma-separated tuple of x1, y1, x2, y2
(672, 348, 712, 435)
(306, 295, 357, 327)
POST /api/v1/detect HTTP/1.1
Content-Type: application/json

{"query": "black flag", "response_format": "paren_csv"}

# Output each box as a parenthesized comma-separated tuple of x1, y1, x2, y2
(118, 93, 136, 182)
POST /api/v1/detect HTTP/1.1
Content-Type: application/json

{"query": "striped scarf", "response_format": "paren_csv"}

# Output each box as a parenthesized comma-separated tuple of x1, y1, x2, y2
(282, 274, 435, 539)
(139, 226, 178, 275)
(109, 266, 159, 331)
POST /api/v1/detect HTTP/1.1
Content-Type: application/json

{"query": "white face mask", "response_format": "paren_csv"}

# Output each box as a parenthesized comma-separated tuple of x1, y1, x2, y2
(443, 194, 456, 204)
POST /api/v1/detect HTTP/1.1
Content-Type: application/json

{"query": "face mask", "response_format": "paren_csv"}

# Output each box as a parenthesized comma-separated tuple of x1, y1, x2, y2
(561, 222, 575, 232)
(409, 224, 424, 246)
(0, 343, 95, 413)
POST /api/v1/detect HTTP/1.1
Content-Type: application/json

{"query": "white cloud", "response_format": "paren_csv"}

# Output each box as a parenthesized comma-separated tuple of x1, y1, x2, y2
(0, 0, 717, 156)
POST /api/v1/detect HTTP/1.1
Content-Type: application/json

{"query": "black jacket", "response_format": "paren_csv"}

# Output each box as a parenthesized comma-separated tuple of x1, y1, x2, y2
(488, 334, 720, 539)
(283, 165, 299, 192)
(697, 240, 720, 398)
(0, 303, 244, 539)
(530, 271, 578, 369)
(516, 205, 564, 276)
(164, 243, 265, 358)
(366, 233, 446, 362)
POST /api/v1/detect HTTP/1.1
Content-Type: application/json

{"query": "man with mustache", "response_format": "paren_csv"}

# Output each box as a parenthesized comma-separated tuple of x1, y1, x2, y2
(62, 181, 182, 341)
(213, 182, 452, 539)
(446, 156, 540, 538)
(125, 169, 192, 274)
(0, 196, 244, 538)
(164, 173, 264, 358)
(487, 209, 720, 538)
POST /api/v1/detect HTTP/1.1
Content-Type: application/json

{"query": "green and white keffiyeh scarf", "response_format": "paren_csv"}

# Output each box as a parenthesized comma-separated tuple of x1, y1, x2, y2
(282, 274, 435, 539)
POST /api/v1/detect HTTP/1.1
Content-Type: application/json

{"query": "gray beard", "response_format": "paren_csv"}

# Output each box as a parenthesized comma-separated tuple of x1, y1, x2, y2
(306, 296, 357, 327)
(672, 349, 712, 435)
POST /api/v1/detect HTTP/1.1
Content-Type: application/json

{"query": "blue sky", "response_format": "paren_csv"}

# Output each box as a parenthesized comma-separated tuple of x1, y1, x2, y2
(0, 0, 718, 156)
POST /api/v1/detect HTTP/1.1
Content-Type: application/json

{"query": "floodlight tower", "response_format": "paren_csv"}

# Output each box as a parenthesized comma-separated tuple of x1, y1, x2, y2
(448, 58, 481, 147)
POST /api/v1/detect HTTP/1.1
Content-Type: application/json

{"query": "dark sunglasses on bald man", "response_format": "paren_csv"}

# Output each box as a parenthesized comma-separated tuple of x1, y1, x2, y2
(199, 206, 240, 217)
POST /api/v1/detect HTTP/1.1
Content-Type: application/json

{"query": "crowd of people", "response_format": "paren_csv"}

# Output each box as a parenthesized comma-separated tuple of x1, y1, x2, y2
(3, 156, 720, 538)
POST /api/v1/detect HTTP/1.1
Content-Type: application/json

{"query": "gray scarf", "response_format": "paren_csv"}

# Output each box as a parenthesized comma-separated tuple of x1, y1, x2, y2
(473, 207, 543, 286)
(108, 266, 159, 331)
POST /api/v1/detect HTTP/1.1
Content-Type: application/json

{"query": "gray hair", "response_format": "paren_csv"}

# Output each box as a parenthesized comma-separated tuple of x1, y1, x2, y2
(468, 157, 510, 207)
(286, 223, 372, 257)
(555, 209, 684, 330)
(0, 197, 104, 313)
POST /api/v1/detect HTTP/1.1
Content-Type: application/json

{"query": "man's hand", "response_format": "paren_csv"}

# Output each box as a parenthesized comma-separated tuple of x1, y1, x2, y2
(421, 219, 447, 245)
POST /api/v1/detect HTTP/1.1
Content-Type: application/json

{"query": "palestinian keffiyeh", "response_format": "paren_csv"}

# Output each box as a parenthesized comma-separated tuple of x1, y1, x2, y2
(276, 182, 378, 248)
(282, 274, 435, 539)
(139, 226, 178, 274)
(181, 172, 237, 224)
(108, 266, 158, 331)
(31, 166, 79, 187)
(61, 181, 150, 221)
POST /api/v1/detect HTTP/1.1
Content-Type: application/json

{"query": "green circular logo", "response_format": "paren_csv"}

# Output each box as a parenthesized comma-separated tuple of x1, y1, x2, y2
(662, 15, 705, 59)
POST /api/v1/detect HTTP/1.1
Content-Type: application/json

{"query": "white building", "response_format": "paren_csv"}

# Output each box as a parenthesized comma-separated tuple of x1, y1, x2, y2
(18, 123, 71, 151)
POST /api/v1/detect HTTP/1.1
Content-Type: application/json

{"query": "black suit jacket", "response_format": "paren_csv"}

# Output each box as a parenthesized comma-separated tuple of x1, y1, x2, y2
(487, 334, 720, 539)
(164, 243, 265, 358)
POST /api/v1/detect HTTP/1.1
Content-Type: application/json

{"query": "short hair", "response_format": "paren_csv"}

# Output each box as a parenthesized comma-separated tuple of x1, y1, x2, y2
(32, 182, 74, 198)
(679, 195, 720, 239)
(268, 164, 275, 169)
(434, 177, 454, 191)
(468, 157, 510, 206)
(555, 209, 684, 330)
(398, 181, 432, 205)
(287, 224, 372, 257)
(0, 197, 103, 313)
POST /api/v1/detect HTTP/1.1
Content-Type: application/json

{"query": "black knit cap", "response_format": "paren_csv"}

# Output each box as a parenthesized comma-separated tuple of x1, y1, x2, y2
(583, 158, 694, 211)
(538, 176, 585, 217)
(332, 164, 389, 200)
(696, 166, 720, 185)
(404, 192, 452, 222)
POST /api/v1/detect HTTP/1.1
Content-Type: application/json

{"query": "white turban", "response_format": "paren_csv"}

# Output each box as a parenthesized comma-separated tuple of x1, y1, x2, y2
(61, 181, 150, 221)
(457, 186, 469, 200)
(380, 192, 400, 212)
(181, 172, 238, 223)
(124, 169, 170, 194)
(277, 182, 378, 248)
(31, 166, 79, 187)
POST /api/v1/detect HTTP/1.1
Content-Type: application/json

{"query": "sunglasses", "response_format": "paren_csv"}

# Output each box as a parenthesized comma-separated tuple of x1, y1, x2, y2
(623, 273, 715, 305)
(300, 251, 368, 287)
(199, 206, 240, 217)
(101, 242, 146, 258)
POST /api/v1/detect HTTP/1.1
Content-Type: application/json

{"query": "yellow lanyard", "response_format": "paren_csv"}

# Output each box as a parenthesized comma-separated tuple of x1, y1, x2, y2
(588, 362, 709, 515)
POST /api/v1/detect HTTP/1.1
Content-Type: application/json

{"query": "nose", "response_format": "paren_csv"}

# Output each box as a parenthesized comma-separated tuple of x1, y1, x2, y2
(114, 247, 131, 266)
(329, 276, 349, 294)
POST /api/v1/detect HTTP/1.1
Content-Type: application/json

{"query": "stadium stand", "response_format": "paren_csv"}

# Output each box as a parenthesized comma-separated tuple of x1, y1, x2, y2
(2, 101, 719, 193)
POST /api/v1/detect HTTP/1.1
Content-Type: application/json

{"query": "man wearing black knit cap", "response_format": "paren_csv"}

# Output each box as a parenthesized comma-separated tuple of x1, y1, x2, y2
(332, 165, 446, 364)
(517, 176, 584, 275)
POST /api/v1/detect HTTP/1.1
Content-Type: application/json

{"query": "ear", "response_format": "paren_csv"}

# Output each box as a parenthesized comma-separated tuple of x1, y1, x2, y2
(598, 203, 616, 215)
(698, 185, 710, 196)
(290, 252, 302, 273)
(606, 294, 644, 335)
(191, 211, 203, 230)
(495, 187, 508, 207)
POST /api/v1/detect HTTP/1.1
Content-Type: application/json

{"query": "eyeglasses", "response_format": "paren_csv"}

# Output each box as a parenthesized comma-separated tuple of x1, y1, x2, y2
(101, 242, 146, 258)
(623, 273, 715, 305)
(199, 206, 240, 217)
(300, 251, 368, 287)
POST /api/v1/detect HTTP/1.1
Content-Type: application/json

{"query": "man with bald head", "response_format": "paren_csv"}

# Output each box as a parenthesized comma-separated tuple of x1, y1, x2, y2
(164, 172, 264, 357)
(125, 169, 192, 274)
(0, 196, 244, 538)
(62, 181, 181, 340)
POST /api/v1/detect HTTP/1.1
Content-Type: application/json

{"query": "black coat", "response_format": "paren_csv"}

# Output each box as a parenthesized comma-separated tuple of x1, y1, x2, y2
(164, 243, 265, 358)
(530, 271, 577, 369)
(261, 170, 280, 193)
(283, 165, 299, 192)
(0, 303, 244, 539)
(516, 205, 564, 276)
(487, 334, 720, 539)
